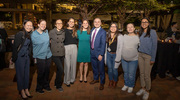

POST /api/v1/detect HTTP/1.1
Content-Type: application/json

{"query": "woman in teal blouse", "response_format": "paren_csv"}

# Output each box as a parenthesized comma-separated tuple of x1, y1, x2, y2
(31, 19, 52, 94)
(77, 19, 91, 83)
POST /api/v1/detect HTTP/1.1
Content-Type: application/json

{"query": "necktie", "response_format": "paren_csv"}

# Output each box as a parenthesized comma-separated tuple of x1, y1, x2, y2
(91, 28, 97, 49)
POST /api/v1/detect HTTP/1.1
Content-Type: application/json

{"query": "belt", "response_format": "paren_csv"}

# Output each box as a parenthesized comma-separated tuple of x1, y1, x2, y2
(108, 51, 116, 54)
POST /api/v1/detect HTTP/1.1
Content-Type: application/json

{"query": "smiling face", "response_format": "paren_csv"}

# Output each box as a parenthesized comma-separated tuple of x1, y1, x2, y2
(38, 20, 46, 31)
(127, 23, 135, 33)
(24, 21, 33, 32)
(82, 20, 89, 29)
(68, 18, 75, 28)
(94, 18, 101, 28)
(55, 19, 63, 30)
(141, 19, 149, 29)
(110, 24, 117, 33)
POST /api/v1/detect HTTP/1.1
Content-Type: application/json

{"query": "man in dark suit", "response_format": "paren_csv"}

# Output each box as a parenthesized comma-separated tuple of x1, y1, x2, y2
(90, 18, 106, 90)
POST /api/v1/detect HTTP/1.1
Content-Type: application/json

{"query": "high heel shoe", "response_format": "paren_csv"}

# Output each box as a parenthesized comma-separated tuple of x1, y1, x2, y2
(84, 81, 87, 83)
(20, 94, 28, 100)
(79, 80, 83, 83)
(26, 94, 33, 98)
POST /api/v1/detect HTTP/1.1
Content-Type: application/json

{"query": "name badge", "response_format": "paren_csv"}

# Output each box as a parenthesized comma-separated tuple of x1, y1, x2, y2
(107, 47, 111, 52)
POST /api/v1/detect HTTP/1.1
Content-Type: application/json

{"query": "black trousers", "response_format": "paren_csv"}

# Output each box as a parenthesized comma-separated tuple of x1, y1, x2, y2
(36, 57, 51, 91)
(0, 52, 6, 69)
(52, 56, 64, 88)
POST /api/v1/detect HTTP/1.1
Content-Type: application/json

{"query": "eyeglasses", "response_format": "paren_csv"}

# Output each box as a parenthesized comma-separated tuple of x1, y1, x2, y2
(56, 23, 62, 25)
(110, 26, 116, 28)
(141, 22, 149, 24)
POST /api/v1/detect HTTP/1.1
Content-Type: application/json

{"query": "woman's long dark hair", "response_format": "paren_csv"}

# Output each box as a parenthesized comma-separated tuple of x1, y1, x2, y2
(80, 19, 91, 34)
(22, 20, 33, 39)
(106, 22, 119, 43)
(67, 17, 77, 38)
(139, 17, 151, 37)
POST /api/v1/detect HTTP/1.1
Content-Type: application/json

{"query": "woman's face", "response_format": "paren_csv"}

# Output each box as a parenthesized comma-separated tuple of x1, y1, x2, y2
(110, 24, 117, 33)
(127, 24, 135, 33)
(68, 18, 75, 28)
(55, 20, 63, 30)
(24, 21, 33, 32)
(82, 20, 89, 29)
(141, 19, 149, 29)
(38, 21, 46, 31)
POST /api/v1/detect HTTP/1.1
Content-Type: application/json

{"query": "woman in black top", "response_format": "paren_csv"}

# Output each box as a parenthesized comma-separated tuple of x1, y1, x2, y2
(106, 23, 119, 88)
(11, 20, 33, 99)
(64, 17, 78, 87)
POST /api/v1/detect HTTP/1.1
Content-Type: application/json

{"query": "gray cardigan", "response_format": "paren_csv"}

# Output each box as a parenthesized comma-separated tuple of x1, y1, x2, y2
(49, 28, 65, 56)
(114, 34, 123, 68)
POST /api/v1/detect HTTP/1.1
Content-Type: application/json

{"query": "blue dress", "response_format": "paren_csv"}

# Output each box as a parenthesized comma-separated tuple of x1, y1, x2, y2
(77, 30, 90, 62)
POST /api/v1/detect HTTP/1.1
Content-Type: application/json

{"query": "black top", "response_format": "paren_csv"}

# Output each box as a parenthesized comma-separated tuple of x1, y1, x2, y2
(107, 39, 117, 52)
(64, 29, 78, 45)
(166, 27, 174, 37)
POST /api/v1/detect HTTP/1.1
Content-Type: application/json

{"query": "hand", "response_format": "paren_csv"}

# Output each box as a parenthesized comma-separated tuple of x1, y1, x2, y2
(150, 61, 155, 65)
(11, 40, 14, 44)
(34, 58, 37, 64)
(9, 59, 14, 65)
(98, 55, 102, 61)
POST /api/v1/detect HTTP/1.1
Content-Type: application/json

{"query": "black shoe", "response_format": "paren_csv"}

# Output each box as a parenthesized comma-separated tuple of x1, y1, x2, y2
(66, 84, 70, 87)
(44, 87, 52, 92)
(79, 80, 83, 83)
(36, 90, 44, 94)
(26, 94, 33, 98)
(84, 81, 87, 83)
(70, 82, 74, 84)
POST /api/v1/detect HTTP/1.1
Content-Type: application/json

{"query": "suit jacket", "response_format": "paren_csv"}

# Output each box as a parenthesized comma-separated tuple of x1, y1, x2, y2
(90, 27, 106, 59)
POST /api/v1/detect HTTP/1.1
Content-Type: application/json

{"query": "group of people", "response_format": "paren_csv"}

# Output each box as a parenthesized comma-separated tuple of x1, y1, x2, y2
(11, 17, 157, 100)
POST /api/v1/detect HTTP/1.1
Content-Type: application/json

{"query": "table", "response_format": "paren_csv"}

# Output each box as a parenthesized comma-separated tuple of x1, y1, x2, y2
(153, 41, 180, 78)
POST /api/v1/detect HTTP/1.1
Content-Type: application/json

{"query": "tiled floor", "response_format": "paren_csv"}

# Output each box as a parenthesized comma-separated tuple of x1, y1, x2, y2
(0, 64, 180, 100)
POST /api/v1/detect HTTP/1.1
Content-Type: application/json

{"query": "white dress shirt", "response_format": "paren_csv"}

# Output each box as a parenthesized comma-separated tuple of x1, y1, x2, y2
(91, 27, 101, 42)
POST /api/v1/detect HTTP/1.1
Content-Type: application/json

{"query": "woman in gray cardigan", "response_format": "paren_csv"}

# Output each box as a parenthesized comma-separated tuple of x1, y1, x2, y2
(115, 23, 139, 93)
(49, 19, 65, 92)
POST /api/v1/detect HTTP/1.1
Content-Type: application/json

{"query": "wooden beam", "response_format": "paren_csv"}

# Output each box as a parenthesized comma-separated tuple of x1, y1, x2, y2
(0, 8, 42, 13)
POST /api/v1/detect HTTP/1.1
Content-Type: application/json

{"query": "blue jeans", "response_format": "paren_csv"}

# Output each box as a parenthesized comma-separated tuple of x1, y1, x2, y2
(121, 59, 138, 87)
(106, 52, 118, 82)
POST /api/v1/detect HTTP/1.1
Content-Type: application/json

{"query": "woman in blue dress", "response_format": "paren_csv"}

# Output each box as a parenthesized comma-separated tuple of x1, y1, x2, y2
(77, 19, 91, 83)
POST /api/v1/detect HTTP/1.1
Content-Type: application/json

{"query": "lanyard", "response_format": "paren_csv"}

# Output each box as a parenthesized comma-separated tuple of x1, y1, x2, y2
(109, 34, 116, 46)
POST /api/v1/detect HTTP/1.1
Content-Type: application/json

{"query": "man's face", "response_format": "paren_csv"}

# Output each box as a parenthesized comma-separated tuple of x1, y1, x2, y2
(94, 18, 101, 28)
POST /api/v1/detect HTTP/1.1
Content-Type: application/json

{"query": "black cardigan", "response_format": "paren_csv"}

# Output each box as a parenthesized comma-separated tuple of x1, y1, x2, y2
(12, 31, 32, 62)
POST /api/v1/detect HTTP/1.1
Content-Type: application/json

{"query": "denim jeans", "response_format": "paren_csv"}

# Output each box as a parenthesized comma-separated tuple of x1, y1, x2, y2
(106, 52, 118, 82)
(121, 59, 138, 87)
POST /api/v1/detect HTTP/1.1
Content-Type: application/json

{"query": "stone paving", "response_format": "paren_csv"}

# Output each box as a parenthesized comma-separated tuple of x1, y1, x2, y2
(0, 64, 180, 100)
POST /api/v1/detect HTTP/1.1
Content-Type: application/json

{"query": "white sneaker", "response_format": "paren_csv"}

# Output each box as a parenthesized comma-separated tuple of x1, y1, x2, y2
(142, 91, 149, 100)
(121, 85, 128, 91)
(176, 76, 180, 80)
(127, 87, 133, 93)
(136, 89, 145, 96)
